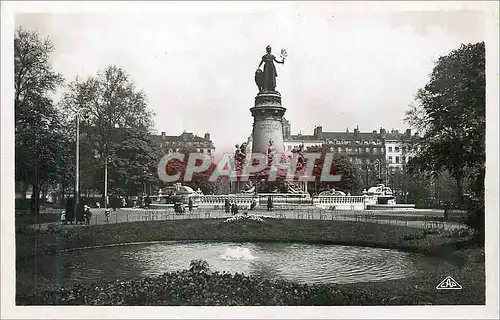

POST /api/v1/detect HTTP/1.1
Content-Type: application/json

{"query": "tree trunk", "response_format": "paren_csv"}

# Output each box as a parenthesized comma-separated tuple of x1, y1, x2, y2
(32, 137, 40, 216)
(31, 183, 40, 216)
(456, 177, 464, 206)
(41, 184, 47, 204)
(61, 177, 65, 207)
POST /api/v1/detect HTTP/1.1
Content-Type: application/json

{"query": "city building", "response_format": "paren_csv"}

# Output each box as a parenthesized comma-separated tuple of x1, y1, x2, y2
(282, 118, 421, 183)
(384, 129, 420, 172)
(282, 118, 325, 150)
(283, 119, 385, 162)
(152, 131, 215, 155)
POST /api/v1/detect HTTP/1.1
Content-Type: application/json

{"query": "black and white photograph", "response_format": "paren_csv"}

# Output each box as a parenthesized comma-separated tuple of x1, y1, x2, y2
(1, 1, 498, 319)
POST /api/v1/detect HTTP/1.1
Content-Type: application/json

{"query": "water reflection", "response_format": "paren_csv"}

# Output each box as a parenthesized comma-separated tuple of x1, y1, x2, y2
(20, 242, 449, 286)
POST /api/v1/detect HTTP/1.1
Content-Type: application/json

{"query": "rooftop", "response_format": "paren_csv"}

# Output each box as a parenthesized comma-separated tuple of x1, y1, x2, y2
(152, 131, 213, 144)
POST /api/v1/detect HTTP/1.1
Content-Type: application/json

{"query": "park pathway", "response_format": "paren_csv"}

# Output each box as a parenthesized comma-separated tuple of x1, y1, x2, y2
(30, 207, 466, 231)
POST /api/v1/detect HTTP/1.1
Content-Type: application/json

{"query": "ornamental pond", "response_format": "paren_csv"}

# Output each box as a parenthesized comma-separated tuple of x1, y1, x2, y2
(20, 241, 452, 287)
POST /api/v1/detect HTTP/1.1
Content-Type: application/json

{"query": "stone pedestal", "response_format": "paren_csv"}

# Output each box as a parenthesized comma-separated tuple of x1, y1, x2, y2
(250, 91, 286, 155)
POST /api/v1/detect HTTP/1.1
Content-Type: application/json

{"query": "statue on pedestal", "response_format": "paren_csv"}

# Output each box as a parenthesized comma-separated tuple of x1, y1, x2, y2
(255, 45, 287, 92)
(267, 139, 277, 166)
(292, 142, 306, 173)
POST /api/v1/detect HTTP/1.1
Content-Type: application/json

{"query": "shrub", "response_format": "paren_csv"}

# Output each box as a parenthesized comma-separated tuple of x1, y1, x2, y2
(403, 231, 426, 241)
(463, 199, 484, 235)
(189, 260, 210, 273)
(438, 228, 474, 238)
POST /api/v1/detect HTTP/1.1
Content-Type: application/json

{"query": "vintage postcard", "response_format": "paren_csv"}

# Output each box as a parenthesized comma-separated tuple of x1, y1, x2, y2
(1, 1, 498, 319)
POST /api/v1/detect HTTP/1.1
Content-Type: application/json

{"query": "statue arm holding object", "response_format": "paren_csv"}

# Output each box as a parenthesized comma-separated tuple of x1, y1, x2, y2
(273, 57, 285, 64)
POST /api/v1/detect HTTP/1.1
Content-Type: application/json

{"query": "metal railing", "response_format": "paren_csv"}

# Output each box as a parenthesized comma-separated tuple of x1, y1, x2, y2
(26, 206, 467, 232)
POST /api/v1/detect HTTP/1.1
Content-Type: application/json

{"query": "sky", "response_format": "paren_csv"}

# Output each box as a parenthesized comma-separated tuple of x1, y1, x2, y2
(14, 3, 487, 155)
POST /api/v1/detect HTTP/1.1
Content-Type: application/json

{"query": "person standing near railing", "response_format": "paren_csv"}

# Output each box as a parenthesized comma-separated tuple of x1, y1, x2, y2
(60, 210, 66, 225)
(188, 197, 193, 214)
(84, 205, 92, 226)
(267, 196, 273, 212)
(250, 199, 257, 210)
(231, 202, 239, 215)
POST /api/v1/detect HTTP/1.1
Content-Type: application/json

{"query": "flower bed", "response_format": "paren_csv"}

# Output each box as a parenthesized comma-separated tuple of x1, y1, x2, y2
(223, 213, 275, 223)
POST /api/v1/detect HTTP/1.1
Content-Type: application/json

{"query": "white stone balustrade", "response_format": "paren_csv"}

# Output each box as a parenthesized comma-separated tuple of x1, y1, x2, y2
(313, 196, 366, 210)
(197, 193, 368, 210)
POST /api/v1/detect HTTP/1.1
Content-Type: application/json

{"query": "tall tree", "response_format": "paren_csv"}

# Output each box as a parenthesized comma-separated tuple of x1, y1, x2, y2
(15, 27, 65, 215)
(405, 42, 485, 232)
(108, 127, 163, 197)
(61, 66, 155, 201)
(305, 145, 363, 195)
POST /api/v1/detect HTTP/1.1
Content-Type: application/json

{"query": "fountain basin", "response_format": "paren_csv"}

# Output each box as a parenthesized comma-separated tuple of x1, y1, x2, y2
(19, 241, 451, 286)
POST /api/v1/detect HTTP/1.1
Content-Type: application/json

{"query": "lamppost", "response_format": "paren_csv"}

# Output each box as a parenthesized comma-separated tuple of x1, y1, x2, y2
(104, 123, 119, 209)
(104, 154, 108, 209)
(69, 108, 83, 217)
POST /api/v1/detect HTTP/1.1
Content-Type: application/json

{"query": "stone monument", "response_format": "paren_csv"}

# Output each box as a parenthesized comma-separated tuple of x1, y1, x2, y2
(232, 46, 308, 194)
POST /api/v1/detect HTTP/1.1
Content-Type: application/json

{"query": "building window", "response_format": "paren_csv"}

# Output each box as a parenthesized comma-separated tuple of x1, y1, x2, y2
(388, 146, 392, 152)
(395, 146, 400, 152)
(388, 156, 392, 163)
(395, 156, 399, 164)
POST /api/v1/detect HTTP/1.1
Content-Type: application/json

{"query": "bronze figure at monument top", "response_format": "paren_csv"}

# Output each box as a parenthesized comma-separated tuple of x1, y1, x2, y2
(255, 45, 286, 93)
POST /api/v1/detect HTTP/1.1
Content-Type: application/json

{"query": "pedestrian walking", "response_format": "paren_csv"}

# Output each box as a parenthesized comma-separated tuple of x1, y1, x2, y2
(60, 211, 66, 225)
(84, 205, 93, 225)
(188, 197, 193, 213)
(224, 198, 231, 214)
(267, 196, 273, 212)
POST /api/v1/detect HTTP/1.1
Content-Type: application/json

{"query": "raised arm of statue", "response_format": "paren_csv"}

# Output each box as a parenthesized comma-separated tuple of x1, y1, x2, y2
(273, 56, 285, 64)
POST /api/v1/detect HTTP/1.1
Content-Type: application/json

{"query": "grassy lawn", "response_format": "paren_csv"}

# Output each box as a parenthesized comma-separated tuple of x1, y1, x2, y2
(15, 217, 485, 305)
